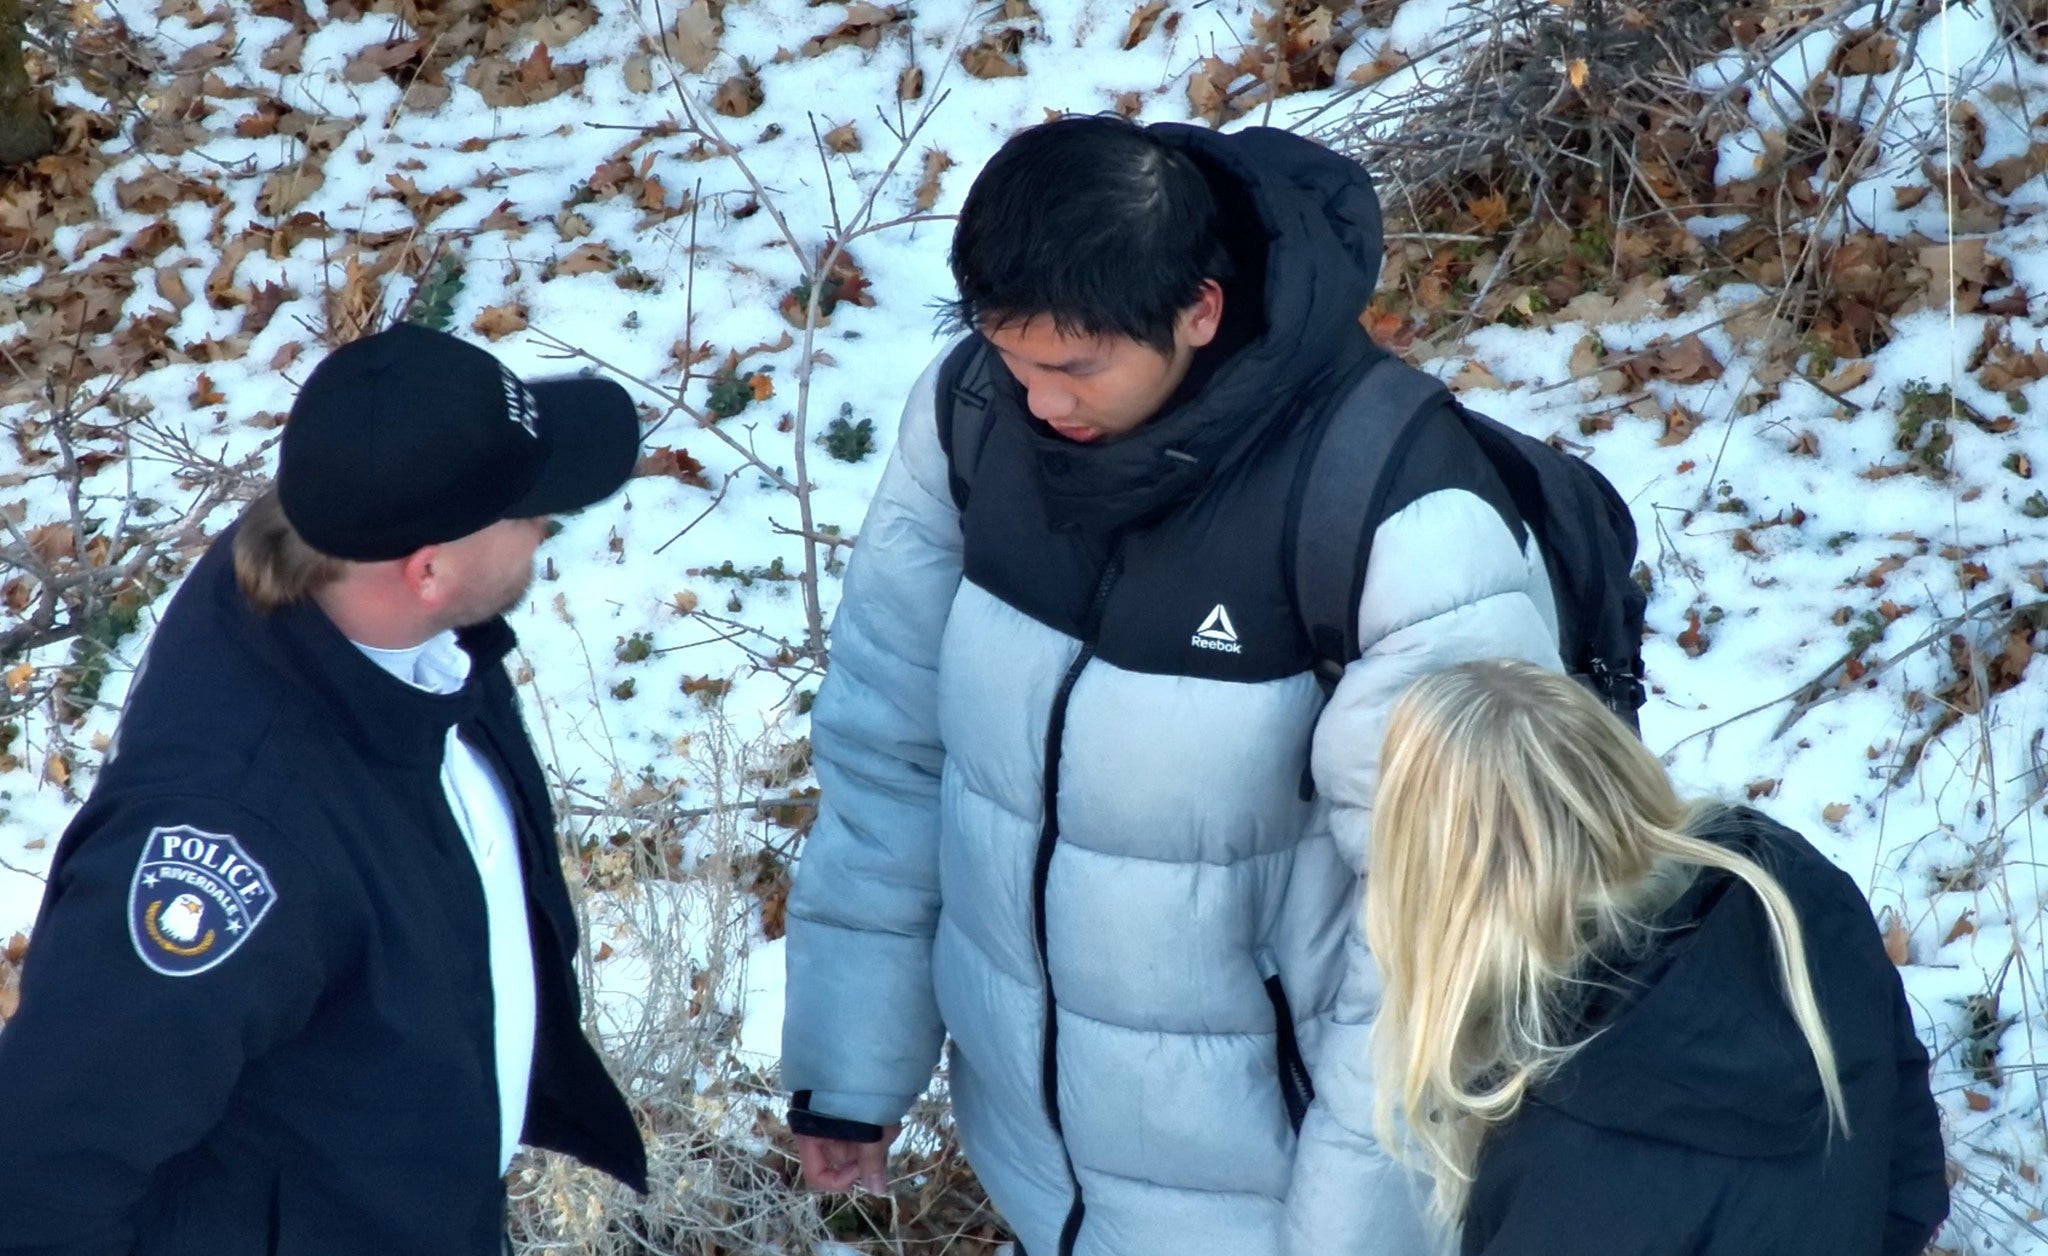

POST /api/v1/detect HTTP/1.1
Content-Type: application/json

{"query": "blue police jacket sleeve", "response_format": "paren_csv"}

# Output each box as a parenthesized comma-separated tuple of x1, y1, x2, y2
(0, 798, 330, 1254)
(1882, 983, 1950, 1256)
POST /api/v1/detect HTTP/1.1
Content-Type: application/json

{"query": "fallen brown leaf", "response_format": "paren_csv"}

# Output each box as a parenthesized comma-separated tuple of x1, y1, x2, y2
(712, 69, 764, 117)
(472, 303, 530, 341)
(558, 242, 618, 275)
(960, 33, 1027, 78)
(1881, 910, 1911, 966)
(1657, 404, 1701, 446)
(914, 148, 955, 212)
(1124, 0, 1168, 48)
(636, 446, 710, 488)
(1943, 911, 1977, 946)
(1678, 607, 1709, 656)
(662, 0, 722, 73)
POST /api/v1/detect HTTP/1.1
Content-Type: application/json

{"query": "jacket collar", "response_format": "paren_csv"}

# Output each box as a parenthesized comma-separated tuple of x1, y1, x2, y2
(204, 523, 517, 768)
(1001, 124, 1389, 533)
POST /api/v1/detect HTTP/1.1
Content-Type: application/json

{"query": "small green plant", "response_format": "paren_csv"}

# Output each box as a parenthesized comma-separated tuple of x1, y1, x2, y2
(706, 376, 754, 418)
(693, 558, 795, 587)
(2021, 491, 2048, 519)
(610, 678, 637, 700)
(1846, 610, 1886, 652)
(822, 405, 876, 463)
(615, 632, 653, 664)
(403, 253, 466, 333)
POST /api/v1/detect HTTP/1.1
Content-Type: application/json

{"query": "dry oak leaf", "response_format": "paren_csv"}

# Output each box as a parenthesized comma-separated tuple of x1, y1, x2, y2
(623, 52, 656, 94)
(1186, 55, 1239, 122)
(26, 524, 76, 565)
(636, 446, 710, 489)
(1965, 1089, 1993, 1112)
(898, 65, 925, 100)
(712, 69, 764, 118)
(960, 33, 1028, 78)
(1124, 0, 1167, 49)
(1677, 608, 1709, 657)
(661, 0, 723, 73)
(802, 4, 902, 57)
(471, 303, 529, 341)
(258, 165, 324, 218)
(1881, 910, 1910, 966)
(1452, 361, 1504, 391)
(3, 663, 31, 696)
(1818, 358, 1873, 394)
(1831, 30, 1898, 76)
(914, 148, 955, 212)
(155, 265, 195, 311)
(1467, 193, 1511, 236)
(1821, 802, 1850, 827)
(2, 932, 24, 964)
(1639, 334, 1722, 384)
(558, 242, 618, 275)
(1657, 404, 1702, 447)
(823, 122, 862, 153)
(190, 373, 226, 407)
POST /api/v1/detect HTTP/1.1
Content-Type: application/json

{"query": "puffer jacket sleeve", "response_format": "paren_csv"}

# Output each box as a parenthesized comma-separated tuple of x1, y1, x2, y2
(780, 348, 963, 1128)
(1284, 409, 1565, 1256)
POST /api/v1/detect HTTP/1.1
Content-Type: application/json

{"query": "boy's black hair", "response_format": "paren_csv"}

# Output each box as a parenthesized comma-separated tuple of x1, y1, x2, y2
(941, 114, 1234, 355)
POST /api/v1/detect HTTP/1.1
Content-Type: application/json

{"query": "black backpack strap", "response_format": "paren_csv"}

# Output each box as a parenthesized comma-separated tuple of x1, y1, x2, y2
(934, 337, 1001, 511)
(1285, 355, 1456, 695)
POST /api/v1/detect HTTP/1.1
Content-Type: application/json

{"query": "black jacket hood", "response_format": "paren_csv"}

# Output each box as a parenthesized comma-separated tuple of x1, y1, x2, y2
(1022, 124, 1387, 532)
(1533, 809, 1882, 1158)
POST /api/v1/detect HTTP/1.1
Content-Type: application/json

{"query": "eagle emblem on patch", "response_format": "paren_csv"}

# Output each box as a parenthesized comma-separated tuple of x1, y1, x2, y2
(126, 825, 277, 977)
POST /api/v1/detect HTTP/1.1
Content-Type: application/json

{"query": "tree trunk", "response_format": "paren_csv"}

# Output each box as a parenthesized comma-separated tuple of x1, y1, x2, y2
(0, 0, 53, 167)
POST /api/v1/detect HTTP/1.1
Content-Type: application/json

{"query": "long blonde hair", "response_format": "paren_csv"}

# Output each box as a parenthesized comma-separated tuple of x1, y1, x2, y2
(1365, 659, 1846, 1222)
(233, 490, 345, 615)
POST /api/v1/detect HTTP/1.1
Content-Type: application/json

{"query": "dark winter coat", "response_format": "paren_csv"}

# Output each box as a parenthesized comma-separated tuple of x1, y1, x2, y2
(1461, 807, 1949, 1256)
(0, 527, 646, 1256)
(784, 123, 1563, 1256)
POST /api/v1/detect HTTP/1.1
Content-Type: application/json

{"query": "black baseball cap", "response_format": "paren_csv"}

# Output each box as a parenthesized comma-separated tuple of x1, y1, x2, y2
(277, 324, 640, 561)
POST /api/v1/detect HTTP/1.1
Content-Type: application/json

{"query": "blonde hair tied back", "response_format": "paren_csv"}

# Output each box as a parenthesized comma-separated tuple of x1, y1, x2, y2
(1365, 659, 1846, 1222)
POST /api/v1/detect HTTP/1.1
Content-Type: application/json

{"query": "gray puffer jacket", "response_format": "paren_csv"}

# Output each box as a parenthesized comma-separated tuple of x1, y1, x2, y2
(784, 125, 1561, 1256)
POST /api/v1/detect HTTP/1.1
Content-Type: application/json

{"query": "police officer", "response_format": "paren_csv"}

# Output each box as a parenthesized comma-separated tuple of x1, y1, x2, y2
(0, 324, 648, 1254)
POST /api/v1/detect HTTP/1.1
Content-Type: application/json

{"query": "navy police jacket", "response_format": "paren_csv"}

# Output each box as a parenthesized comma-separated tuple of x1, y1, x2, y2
(1461, 809, 1949, 1255)
(0, 527, 646, 1255)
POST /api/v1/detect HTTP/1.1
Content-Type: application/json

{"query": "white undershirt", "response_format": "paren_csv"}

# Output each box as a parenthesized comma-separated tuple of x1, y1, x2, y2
(355, 631, 537, 1175)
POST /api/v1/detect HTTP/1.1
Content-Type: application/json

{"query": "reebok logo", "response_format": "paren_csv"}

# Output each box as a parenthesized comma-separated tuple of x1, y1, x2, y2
(1191, 604, 1242, 654)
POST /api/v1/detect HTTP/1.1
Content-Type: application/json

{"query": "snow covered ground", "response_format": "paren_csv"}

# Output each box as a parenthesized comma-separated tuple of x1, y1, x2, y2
(4, 0, 2048, 1249)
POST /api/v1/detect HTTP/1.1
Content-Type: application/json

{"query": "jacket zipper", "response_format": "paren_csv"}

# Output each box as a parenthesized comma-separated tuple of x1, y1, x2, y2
(1257, 949, 1317, 1134)
(1035, 545, 1124, 1256)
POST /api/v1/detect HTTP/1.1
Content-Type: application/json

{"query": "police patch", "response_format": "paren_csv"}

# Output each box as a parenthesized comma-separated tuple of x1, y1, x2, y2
(126, 825, 278, 977)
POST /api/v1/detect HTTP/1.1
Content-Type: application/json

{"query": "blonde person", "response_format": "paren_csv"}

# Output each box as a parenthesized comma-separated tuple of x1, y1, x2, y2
(1365, 659, 1949, 1256)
